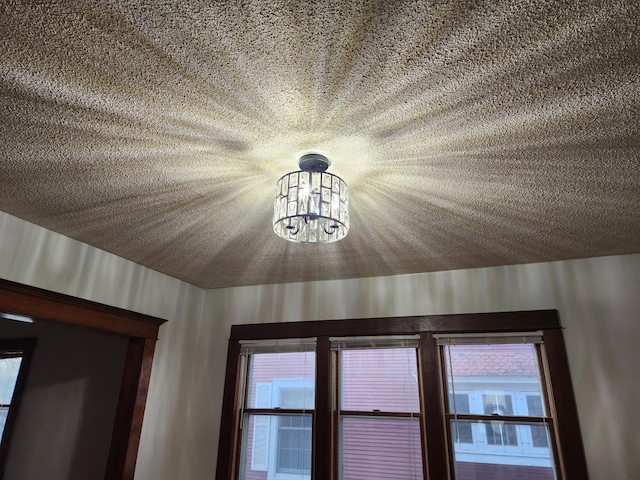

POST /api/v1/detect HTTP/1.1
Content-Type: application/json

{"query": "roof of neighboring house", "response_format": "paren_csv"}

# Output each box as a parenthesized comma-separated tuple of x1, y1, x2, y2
(447, 344, 538, 377)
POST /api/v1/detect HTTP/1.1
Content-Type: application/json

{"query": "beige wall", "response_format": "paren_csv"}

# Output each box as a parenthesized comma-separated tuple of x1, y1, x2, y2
(0, 212, 206, 478)
(1, 211, 638, 479)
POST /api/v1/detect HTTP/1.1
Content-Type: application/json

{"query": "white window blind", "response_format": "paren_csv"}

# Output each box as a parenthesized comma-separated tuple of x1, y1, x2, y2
(434, 332, 543, 345)
(239, 337, 316, 354)
(330, 335, 420, 350)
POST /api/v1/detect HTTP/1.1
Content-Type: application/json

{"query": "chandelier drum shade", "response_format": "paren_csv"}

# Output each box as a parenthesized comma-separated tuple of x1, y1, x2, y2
(273, 153, 349, 243)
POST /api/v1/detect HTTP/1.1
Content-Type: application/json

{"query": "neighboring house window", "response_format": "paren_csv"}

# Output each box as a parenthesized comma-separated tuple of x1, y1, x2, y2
(275, 387, 313, 475)
(482, 393, 518, 446)
(217, 312, 589, 480)
(449, 393, 473, 444)
(250, 383, 315, 476)
(527, 395, 549, 448)
(276, 414, 312, 474)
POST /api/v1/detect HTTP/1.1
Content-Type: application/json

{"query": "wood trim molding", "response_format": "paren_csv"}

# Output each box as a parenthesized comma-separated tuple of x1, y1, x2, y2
(313, 336, 332, 480)
(542, 328, 589, 480)
(419, 332, 450, 480)
(105, 338, 157, 480)
(230, 309, 560, 340)
(0, 278, 168, 480)
(215, 339, 242, 480)
(0, 278, 165, 339)
(217, 310, 590, 480)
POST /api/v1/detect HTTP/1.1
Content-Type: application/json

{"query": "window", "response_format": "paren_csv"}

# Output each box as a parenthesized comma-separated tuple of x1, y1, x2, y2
(0, 356, 22, 435)
(442, 339, 557, 479)
(217, 311, 589, 480)
(276, 414, 312, 474)
(338, 344, 423, 480)
(0, 338, 36, 470)
(239, 344, 315, 480)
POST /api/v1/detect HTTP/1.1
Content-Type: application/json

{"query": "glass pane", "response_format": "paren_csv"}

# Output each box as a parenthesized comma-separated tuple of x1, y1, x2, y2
(451, 420, 474, 444)
(444, 344, 544, 416)
(0, 407, 8, 437)
(451, 420, 555, 480)
(526, 395, 549, 447)
(0, 357, 22, 404)
(289, 172, 298, 187)
(247, 352, 315, 409)
(0, 356, 22, 439)
(248, 352, 316, 409)
(240, 414, 312, 480)
(277, 415, 312, 473)
(341, 417, 423, 480)
(341, 348, 419, 412)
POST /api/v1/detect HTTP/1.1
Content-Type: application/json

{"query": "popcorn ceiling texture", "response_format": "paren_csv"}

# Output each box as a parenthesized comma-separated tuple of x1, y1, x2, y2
(0, 0, 639, 289)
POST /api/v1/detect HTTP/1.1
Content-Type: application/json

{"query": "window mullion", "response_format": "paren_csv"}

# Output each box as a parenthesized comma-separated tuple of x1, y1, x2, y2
(314, 335, 332, 480)
(419, 332, 450, 480)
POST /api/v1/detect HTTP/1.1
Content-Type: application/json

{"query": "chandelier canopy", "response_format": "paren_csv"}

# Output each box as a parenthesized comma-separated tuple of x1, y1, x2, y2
(273, 153, 349, 243)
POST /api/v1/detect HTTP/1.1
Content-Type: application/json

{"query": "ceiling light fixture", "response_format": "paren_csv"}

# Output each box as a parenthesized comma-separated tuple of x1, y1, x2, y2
(273, 153, 349, 243)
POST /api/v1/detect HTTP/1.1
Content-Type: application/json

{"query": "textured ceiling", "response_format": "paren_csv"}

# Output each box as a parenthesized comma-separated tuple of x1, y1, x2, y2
(1, 1, 639, 289)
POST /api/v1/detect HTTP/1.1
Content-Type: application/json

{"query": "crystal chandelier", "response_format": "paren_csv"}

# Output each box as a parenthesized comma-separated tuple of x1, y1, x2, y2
(273, 153, 349, 243)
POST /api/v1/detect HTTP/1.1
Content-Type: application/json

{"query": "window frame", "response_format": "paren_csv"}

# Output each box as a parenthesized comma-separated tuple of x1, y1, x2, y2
(216, 310, 589, 480)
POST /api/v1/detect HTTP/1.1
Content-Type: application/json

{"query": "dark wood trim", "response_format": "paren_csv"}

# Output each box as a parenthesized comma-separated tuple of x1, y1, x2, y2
(0, 279, 165, 339)
(535, 343, 564, 480)
(219, 310, 591, 480)
(230, 310, 560, 340)
(0, 338, 36, 479)
(314, 336, 331, 480)
(420, 332, 450, 480)
(542, 328, 589, 480)
(105, 337, 156, 480)
(332, 347, 340, 480)
(215, 339, 241, 480)
(0, 279, 168, 480)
